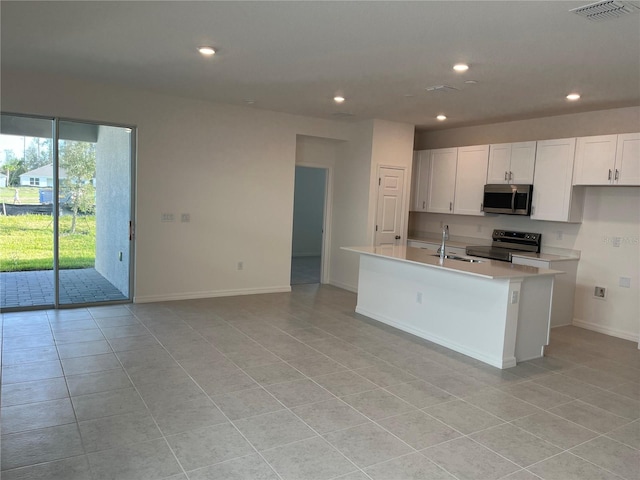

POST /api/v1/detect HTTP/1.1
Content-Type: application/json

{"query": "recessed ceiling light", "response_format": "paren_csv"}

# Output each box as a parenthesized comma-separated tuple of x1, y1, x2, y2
(566, 93, 581, 101)
(436, 114, 447, 121)
(453, 64, 469, 72)
(197, 46, 216, 56)
(464, 80, 478, 85)
(244, 99, 255, 105)
(334, 96, 345, 104)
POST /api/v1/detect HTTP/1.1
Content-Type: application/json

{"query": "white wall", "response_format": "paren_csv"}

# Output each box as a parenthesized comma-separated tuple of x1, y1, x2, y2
(3, 70, 414, 300)
(369, 119, 416, 243)
(415, 106, 640, 149)
(1, 70, 361, 301)
(412, 107, 640, 342)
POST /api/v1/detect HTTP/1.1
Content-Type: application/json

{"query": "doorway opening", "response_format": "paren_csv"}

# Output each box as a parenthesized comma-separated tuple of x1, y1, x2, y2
(291, 166, 327, 285)
(0, 113, 135, 311)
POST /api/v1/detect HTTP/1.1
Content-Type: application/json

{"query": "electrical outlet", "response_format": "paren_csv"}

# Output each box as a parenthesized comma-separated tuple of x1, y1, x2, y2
(237, 261, 244, 271)
(619, 277, 631, 288)
(511, 290, 519, 304)
(181, 213, 190, 223)
(477, 224, 482, 233)
(416, 292, 423, 304)
(557, 230, 563, 241)
(612, 237, 621, 247)
(594, 286, 607, 300)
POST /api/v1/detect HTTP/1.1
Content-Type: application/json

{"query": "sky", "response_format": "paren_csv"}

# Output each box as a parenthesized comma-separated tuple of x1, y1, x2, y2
(0, 134, 29, 164)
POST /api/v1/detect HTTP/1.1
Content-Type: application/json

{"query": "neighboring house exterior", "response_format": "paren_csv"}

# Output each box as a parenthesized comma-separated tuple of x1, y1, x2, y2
(0, 173, 7, 187)
(19, 164, 67, 187)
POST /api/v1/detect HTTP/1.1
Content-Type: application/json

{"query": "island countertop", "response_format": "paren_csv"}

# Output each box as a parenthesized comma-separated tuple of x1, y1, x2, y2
(343, 245, 563, 280)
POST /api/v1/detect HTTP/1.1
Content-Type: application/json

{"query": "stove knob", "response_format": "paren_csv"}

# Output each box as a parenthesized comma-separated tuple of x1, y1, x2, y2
(525, 234, 530, 239)
(499, 232, 504, 236)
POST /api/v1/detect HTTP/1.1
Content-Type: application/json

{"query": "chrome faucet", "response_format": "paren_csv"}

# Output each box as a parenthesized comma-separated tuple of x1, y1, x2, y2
(439, 224, 449, 261)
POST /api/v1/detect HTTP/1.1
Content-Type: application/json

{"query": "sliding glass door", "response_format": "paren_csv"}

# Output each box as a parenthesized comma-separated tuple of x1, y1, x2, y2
(0, 115, 55, 309)
(0, 114, 135, 310)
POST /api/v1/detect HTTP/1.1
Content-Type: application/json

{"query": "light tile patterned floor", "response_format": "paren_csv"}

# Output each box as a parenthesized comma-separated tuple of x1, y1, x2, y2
(1, 285, 638, 480)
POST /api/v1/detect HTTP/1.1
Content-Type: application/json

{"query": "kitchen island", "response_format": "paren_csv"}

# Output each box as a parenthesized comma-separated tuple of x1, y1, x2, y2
(344, 245, 562, 369)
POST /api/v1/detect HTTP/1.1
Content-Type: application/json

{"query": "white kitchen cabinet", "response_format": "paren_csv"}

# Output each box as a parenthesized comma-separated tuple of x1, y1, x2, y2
(512, 255, 578, 328)
(573, 133, 640, 186)
(410, 150, 430, 212)
(531, 138, 584, 223)
(616, 133, 640, 185)
(487, 141, 536, 184)
(427, 148, 457, 214)
(454, 144, 489, 216)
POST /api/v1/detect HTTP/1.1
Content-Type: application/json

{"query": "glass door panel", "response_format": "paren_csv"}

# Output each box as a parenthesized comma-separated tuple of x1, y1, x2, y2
(57, 120, 133, 306)
(0, 114, 55, 309)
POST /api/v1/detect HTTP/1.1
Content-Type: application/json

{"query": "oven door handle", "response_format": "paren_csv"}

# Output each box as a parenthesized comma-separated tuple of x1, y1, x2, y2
(511, 187, 517, 213)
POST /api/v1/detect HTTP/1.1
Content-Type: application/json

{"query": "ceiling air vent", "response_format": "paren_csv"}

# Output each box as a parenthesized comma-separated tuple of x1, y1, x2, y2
(331, 112, 355, 118)
(425, 85, 459, 93)
(570, 0, 640, 21)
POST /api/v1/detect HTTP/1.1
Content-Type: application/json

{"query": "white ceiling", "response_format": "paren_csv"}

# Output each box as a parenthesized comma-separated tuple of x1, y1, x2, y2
(2, 1, 639, 130)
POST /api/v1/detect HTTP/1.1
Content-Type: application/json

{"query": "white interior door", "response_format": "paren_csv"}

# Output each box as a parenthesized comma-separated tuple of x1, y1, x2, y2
(375, 166, 405, 246)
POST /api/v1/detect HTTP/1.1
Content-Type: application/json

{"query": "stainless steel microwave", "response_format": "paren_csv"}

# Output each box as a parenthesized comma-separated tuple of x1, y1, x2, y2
(483, 184, 533, 215)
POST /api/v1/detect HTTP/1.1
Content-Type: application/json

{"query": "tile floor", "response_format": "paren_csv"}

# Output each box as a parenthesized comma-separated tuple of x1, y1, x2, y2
(1, 284, 638, 480)
(290, 256, 321, 285)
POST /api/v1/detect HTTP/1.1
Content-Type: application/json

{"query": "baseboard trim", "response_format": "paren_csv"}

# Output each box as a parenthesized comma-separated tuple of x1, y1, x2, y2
(328, 280, 357, 293)
(572, 318, 639, 342)
(134, 286, 292, 304)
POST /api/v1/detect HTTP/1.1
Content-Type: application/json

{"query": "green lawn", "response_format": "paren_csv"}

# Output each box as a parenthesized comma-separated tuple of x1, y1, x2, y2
(0, 213, 95, 272)
(0, 186, 42, 204)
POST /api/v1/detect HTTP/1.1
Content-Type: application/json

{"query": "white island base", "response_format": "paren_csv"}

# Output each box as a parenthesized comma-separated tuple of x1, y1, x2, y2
(346, 247, 559, 369)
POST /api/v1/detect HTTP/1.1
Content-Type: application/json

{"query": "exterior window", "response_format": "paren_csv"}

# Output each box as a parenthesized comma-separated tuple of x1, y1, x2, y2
(30, 177, 40, 186)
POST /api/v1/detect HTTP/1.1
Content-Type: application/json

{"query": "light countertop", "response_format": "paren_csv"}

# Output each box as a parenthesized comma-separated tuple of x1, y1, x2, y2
(343, 245, 563, 280)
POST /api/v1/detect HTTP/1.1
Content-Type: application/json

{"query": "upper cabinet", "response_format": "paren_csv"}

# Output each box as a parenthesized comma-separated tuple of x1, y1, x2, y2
(454, 144, 489, 216)
(426, 148, 458, 214)
(531, 138, 584, 223)
(616, 133, 640, 185)
(410, 150, 430, 212)
(573, 133, 640, 186)
(487, 141, 536, 184)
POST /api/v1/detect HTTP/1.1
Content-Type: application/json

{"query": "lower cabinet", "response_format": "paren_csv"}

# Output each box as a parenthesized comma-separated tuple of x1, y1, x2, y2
(512, 255, 578, 328)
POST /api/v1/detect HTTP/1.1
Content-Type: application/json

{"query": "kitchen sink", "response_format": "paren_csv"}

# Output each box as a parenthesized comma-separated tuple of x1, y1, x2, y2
(431, 254, 483, 263)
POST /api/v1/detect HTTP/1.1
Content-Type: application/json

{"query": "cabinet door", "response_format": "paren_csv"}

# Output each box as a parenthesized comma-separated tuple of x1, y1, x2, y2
(487, 143, 511, 183)
(531, 138, 581, 222)
(412, 150, 431, 212)
(410, 152, 421, 211)
(427, 148, 457, 214)
(454, 145, 489, 216)
(509, 141, 537, 184)
(573, 134, 617, 185)
(615, 133, 640, 185)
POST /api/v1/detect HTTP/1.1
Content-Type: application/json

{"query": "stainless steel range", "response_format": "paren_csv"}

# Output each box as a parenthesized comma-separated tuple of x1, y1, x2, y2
(466, 229, 542, 262)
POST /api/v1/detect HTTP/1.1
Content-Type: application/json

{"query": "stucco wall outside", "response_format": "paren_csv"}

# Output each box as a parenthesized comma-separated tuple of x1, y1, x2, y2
(95, 125, 132, 297)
